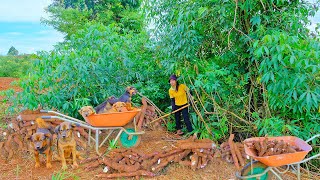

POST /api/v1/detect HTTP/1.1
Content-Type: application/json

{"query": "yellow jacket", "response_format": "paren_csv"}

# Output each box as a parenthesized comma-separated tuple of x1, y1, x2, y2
(169, 84, 188, 106)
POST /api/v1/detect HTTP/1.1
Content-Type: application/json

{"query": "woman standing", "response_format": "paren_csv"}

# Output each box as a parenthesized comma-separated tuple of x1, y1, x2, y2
(168, 75, 193, 135)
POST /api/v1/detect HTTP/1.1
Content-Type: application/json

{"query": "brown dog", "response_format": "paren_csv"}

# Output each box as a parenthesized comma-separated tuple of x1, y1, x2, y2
(94, 86, 137, 113)
(30, 118, 53, 168)
(78, 106, 95, 123)
(55, 122, 82, 169)
(108, 102, 128, 113)
(121, 86, 137, 111)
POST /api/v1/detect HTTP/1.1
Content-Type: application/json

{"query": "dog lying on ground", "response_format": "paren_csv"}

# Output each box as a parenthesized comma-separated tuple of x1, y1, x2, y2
(94, 86, 137, 113)
(30, 118, 54, 168)
(55, 122, 83, 169)
(78, 106, 96, 123)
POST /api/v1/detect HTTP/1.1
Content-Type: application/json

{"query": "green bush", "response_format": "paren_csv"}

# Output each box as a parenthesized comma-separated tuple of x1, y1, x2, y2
(0, 55, 37, 78)
(7, 23, 169, 120)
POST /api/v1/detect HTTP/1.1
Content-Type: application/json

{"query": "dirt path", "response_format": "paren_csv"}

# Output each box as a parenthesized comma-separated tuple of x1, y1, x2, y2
(0, 129, 238, 180)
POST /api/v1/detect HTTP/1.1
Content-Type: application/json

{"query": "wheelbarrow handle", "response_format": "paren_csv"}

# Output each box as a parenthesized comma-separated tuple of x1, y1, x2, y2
(306, 134, 320, 143)
(41, 116, 52, 119)
(40, 110, 49, 113)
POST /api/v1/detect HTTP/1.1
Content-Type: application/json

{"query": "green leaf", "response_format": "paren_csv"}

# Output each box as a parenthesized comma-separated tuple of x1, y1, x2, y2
(306, 92, 312, 111)
(198, 7, 208, 17)
(264, 46, 269, 56)
(250, 16, 261, 27)
(290, 55, 295, 64)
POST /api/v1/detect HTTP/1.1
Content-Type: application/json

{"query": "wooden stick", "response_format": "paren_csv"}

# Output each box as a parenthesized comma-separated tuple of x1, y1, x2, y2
(177, 142, 216, 149)
(149, 104, 190, 124)
(228, 134, 240, 169)
(137, 98, 148, 130)
(96, 170, 155, 178)
(234, 142, 245, 166)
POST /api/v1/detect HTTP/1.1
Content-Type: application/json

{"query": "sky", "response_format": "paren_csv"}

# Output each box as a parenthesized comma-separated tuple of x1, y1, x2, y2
(0, 1, 319, 55)
(308, 0, 320, 31)
(0, 0, 64, 55)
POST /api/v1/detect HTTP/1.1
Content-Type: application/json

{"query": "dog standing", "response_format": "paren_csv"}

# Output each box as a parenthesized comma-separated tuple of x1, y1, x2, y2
(30, 118, 54, 168)
(55, 122, 82, 169)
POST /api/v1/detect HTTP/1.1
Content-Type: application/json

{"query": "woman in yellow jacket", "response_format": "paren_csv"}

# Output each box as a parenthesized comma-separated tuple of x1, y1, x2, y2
(168, 75, 193, 135)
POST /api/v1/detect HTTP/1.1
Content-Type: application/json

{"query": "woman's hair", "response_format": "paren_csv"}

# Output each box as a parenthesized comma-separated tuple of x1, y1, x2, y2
(175, 81, 179, 92)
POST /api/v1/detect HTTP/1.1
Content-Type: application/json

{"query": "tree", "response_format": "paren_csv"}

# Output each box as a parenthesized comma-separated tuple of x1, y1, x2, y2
(7, 46, 19, 56)
(42, 0, 143, 38)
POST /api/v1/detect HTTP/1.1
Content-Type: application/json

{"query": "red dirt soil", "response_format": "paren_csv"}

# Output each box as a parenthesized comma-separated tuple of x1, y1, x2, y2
(0, 77, 21, 91)
(0, 129, 239, 180)
(0, 77, 21, 100)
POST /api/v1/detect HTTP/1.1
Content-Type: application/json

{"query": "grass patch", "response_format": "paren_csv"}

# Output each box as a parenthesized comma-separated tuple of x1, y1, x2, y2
(51, 169, 80, 180)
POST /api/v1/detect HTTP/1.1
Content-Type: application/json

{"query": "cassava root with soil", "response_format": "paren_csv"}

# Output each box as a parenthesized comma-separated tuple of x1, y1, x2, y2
(245, 138, 302, 157)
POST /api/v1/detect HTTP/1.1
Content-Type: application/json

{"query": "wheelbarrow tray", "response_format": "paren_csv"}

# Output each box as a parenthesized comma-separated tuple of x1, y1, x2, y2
(87, 108, 141, 127)
(244, 136, 312, 167)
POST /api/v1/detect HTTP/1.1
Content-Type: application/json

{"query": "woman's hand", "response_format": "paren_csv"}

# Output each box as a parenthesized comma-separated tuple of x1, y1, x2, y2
(171, 98, 176, 111)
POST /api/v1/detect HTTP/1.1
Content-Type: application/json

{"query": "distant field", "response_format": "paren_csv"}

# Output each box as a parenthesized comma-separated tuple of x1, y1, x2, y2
(0, 54, 37, 77)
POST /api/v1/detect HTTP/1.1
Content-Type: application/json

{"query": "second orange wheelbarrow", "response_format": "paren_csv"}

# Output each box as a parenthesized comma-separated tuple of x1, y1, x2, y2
(235, 135, 320, 180)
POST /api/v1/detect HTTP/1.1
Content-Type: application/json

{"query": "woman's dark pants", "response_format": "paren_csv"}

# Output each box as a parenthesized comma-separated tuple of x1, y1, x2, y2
(174, 104, 193, 132)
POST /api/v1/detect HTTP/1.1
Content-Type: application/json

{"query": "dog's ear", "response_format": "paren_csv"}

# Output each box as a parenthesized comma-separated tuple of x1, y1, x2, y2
(44, 133, 51, 139)
(78, 108, 83, 114)
(28, 134, 33, 141)
(90, 106, 96, 113)
(55, 125, 60, 134)
(70, 123, 78, 129)
(121, 102, 126, 107)
(68, 123, 77, 130)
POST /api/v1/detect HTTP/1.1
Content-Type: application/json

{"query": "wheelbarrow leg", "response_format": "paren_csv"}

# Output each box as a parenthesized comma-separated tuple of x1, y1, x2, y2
(297, 163, 301, 180)
(95, 129, 100, 155)
(114, 129, 124, 146)
(269, 168, 283, 180)
(99, 130, 115, 148)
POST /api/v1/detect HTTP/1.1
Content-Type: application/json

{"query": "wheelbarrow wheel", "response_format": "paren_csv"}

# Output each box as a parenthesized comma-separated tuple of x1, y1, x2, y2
(119, 128, 141, 148)
(241, 160, 273, 180)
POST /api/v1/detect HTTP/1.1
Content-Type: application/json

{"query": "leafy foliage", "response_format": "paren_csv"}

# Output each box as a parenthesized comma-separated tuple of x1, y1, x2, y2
(144, 0, 320, 141)
(0, 55, 37, 77)
(42, 0, 143, 38)
(6, 23, 167, 120)
(252, 32, 320, 116)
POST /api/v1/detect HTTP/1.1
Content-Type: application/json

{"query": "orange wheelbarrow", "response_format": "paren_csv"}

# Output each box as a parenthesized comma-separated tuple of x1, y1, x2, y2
(235, 135, 320, 180)
(41, 109, 144, 155)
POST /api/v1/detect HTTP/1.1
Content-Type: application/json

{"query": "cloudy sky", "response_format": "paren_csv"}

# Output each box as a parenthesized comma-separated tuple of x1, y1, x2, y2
(0, 1, 319, 55)
(0, 0, 64, 55)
